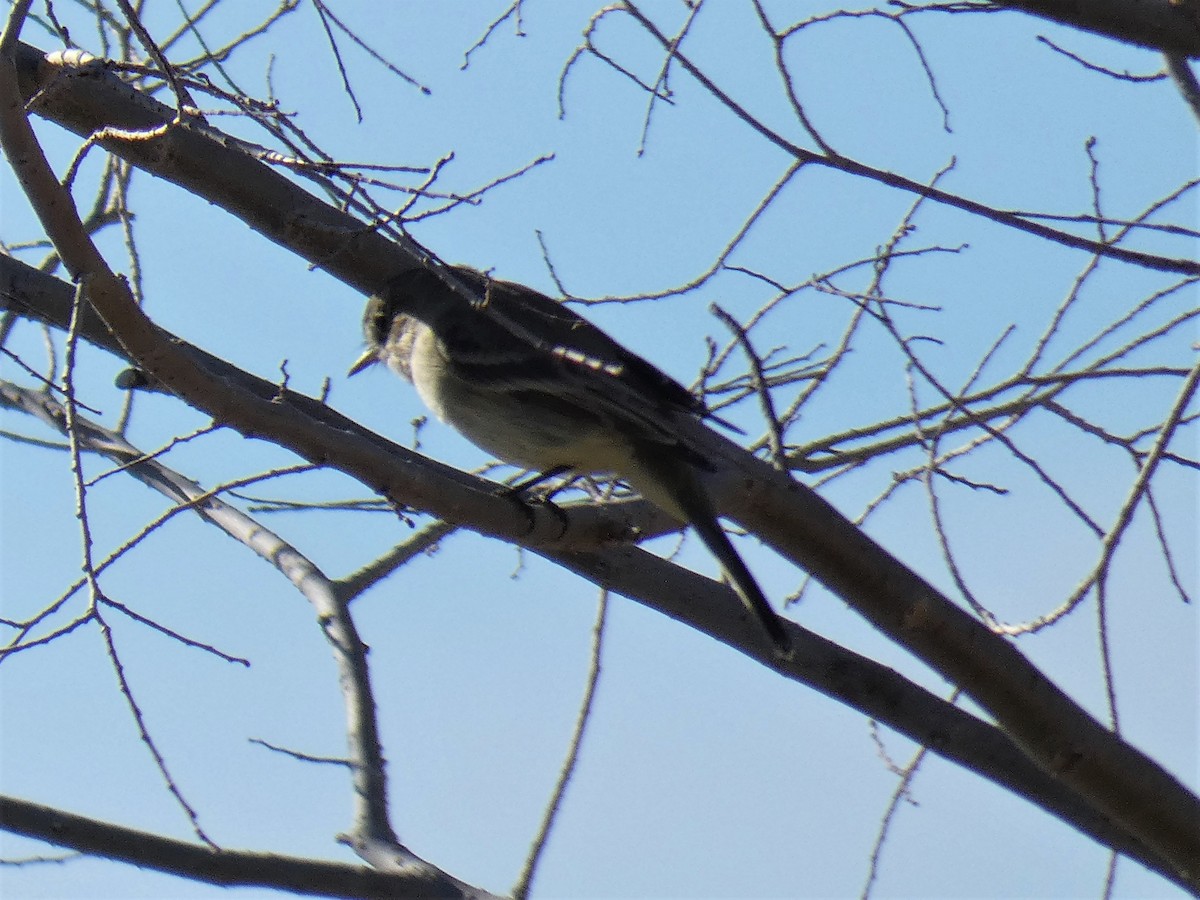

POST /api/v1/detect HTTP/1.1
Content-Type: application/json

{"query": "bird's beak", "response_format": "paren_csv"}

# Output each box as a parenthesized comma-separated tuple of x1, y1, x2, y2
(347, 349, 377, 377)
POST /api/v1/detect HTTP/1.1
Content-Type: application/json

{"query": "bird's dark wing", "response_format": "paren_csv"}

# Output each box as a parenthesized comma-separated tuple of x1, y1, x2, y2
(382, 266, 718, 452)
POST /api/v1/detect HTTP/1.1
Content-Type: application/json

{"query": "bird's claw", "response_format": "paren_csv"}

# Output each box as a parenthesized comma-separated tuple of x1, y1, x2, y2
(499, 481, 570, 539)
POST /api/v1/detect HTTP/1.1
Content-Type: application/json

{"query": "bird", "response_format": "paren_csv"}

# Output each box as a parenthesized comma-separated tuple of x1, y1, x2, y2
(349, 264, 792, 657)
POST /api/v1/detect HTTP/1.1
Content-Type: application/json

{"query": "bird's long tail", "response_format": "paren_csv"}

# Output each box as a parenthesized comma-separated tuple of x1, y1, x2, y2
(629, 448, 792, 658)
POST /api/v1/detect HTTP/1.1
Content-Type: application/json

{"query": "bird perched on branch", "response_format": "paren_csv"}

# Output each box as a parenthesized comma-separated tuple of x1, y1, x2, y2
(349, 264, 792, 657)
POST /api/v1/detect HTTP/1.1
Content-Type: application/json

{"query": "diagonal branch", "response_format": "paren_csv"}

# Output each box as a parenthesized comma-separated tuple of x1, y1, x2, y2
(0, 795, 493, 899)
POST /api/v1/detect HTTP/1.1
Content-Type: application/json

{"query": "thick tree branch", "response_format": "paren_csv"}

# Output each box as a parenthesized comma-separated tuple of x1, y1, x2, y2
(12, 41, 1199, 281)
(0, 795, 490, 899)
(10, 43, 423, 298)
(1166, 52, 1200, 122)
(990, 0, 1200, 57)
(682, 408, 1200, 886)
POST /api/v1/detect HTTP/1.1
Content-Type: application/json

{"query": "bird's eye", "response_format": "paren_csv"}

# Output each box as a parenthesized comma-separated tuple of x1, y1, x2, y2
(363, 298, 390, 344)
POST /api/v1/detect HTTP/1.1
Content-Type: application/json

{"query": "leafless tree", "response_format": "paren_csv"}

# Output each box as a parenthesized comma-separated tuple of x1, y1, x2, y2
(1, 2, 1196, 897)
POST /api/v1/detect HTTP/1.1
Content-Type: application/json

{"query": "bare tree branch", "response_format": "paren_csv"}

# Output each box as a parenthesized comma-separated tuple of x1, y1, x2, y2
(0, 795, 492, 899)
(988, 0, 1200, 56)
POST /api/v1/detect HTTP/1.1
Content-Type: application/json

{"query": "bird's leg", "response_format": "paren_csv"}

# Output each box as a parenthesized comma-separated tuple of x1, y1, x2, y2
(507, 464, 574, 497)
(499, 465, 575, 537)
